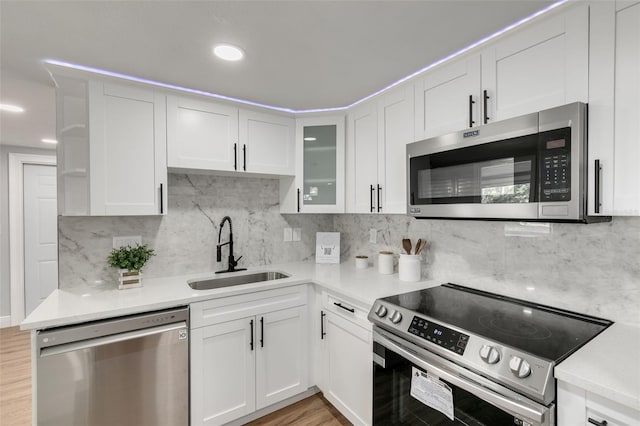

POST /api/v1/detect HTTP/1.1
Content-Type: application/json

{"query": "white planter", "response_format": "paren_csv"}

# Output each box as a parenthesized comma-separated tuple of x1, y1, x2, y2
(118, 268, 143, 289)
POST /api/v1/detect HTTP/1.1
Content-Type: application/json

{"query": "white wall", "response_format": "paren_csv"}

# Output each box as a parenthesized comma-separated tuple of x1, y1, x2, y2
(0, 144, 56, 322)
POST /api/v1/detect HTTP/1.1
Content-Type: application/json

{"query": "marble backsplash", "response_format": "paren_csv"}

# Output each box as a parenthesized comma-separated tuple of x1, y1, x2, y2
(58, 174, 639, 324)
(334, 215, 640, 325)
(58, 174, 332, 290)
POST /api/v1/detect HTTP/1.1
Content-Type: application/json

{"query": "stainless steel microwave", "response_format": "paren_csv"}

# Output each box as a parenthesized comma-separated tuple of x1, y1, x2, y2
(407, 102, 609, 222)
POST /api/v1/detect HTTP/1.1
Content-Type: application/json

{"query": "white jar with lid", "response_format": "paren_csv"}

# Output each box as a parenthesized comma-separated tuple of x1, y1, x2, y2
(378, 251, 394, 275)
(399, 254, 421, 282)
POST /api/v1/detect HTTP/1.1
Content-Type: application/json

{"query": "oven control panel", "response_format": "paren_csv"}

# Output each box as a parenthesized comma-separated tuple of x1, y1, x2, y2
(408, 316, 469, 355)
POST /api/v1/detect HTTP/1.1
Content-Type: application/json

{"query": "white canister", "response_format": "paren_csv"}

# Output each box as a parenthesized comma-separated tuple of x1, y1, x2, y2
(355, 255, 369, 269)
(399, 254, 421, 282)
(378, 251, 394, 275)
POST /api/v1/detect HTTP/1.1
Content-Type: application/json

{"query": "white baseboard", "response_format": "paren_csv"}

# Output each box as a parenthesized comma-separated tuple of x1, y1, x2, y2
(0, 316, 12, 328)
(226, 386, 320, 426)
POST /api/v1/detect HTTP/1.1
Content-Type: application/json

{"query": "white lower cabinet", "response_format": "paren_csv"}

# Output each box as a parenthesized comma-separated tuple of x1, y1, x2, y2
(190, 286, 309, 426)
(558, 381, 640, 426)
(191, 318, 256, 425)
(319, 292, 372, 426)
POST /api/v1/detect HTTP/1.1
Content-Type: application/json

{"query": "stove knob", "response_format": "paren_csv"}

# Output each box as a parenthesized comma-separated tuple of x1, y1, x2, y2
(509, 356, 532, 378)
(389, 311, 403, 324)
(479, 345, 501, 364)
(375, 305, 388, 318)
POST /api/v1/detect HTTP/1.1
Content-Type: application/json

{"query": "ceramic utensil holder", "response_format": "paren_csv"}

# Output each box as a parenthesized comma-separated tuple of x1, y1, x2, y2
(399, 254, 421, 282)
(378, 251, 394, 275)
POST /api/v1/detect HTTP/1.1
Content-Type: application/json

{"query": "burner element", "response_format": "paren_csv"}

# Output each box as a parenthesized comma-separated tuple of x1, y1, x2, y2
(478, 313, 552, 340)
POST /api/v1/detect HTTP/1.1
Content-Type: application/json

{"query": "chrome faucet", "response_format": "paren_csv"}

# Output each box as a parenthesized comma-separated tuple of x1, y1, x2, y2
(216, 216, 246, 274)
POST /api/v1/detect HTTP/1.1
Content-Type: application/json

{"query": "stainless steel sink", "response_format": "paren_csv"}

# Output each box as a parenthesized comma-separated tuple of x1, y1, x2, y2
(187, 271, 290, 290)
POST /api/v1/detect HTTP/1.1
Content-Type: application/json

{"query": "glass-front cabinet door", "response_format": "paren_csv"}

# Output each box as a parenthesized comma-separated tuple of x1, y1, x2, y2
(281, 116, 344, 213)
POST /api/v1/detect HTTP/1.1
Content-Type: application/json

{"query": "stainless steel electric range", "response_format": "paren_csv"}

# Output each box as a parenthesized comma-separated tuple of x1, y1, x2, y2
(368, 283, 612, 426)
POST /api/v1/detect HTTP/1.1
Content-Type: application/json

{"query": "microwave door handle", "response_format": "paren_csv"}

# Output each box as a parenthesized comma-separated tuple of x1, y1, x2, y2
(374, 332, 546, 423)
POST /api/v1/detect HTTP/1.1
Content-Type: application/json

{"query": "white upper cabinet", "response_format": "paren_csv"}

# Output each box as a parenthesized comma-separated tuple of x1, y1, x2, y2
(413, 4, 588, 141)
(414, 55, 481, 140)
(377, 84, 415, 214)
(346, 101, 378, 213)
(347, 84, 414, 214)
(481, 4, 589, 122)
(588, 0, 640, 216)
(239, 109, 295, 175)
(167, 96, 238, 172)
(56, 76, 167, 216)
(281, 115, 345, 213)
(167, 96, 295, 176)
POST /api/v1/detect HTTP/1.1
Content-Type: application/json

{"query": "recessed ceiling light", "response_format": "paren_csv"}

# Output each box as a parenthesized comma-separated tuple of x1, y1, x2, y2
(213, 44, 245, 61)
(41, 138, 58, 144)
(0, 103, 25, 113)
(303, 137, 317, 141)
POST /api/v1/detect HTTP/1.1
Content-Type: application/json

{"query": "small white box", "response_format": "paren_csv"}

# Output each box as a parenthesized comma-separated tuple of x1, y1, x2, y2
(316, 232, 340, 264)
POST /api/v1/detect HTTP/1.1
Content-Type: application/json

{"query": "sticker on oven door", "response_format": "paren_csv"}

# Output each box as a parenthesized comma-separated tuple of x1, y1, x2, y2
(410, 367, 454, 421)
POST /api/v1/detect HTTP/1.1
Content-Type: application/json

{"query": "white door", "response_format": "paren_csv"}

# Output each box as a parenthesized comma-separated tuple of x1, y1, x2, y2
(322, 311, 372, 426)
(414, 55, 481, 139)
(346, 101, 378, 213)
(255, 306, 308, 409)
(23, 164, 58, 316)
(90, 81, 167, 215)
(191, 318, 255, 426)
(378, 84, 414, 214)
(239, 110, 295, 175)
(167, 95, 239, 172)
(481, 5, 588, 121)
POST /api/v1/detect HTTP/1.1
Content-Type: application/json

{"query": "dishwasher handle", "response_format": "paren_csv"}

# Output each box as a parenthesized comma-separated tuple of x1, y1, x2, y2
(39, 322, 187, 358)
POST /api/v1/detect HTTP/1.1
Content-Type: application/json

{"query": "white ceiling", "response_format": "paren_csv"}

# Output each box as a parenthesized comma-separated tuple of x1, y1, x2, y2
(0, 0, 556, 149)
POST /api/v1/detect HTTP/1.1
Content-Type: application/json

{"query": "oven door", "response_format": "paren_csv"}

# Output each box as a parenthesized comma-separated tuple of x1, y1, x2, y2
(373, 329, 554, 426)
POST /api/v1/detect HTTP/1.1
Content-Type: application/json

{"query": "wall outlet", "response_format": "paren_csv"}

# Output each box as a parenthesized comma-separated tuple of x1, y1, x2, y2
(369, 228, 377, 244)
(113, 236, 142, 249)
(292, 228, 302, 242)
(284, 227, 293, 242)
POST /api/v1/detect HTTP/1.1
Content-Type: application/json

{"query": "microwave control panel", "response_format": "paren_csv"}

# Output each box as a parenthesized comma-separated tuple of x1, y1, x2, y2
(408, 316, 469, 355)
(541, 137, 571, 201)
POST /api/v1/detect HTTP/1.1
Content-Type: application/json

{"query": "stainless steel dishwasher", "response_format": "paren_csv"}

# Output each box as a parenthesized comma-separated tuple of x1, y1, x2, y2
(36, 306, 189, 426)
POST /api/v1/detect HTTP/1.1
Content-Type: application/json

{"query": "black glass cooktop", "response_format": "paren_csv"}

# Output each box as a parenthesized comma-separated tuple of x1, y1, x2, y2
(381, 283, 612, 362)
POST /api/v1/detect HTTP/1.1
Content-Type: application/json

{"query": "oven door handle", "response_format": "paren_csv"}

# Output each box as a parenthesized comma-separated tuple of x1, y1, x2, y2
(375, 332, 547, 424)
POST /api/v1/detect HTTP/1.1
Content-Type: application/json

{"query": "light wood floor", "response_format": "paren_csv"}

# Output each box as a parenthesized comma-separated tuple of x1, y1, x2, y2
(0, 326, 31, 426)
(0, 326, 350, 426)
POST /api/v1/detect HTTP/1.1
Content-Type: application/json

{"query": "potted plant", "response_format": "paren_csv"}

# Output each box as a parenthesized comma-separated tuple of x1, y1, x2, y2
(107, 244, 156, 289)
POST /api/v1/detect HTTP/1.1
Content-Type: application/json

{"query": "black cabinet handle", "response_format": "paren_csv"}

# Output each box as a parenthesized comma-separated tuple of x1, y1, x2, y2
(595, 159, 602, 214)
(588, 418, 608, 426)
(297, 188, 301, 213)
(370, 184, 375, 213)
(377, 184, 382, 212)
(159, 183, 164, 214)
(233, 143, 238, 170)
(320, 311, 326, 339)
(249, 319, 254, 351)
(260, 316, 264, 348)
(243, 144, 247, 171)
(468, 95, 476, 128)
(334, 302, 355, 313)
(483, 90, 490, 124)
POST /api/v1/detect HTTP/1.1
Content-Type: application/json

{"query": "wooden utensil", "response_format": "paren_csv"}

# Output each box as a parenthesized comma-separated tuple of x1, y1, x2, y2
(415, 239, 427, 255)
(414, 238, 422, 255)
(402, 238, 412, 255)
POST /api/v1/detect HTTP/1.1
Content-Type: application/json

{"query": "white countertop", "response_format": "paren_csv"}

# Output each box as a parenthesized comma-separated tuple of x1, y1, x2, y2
(21, 261, 437, 330)
(555, 322, 640, 412)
